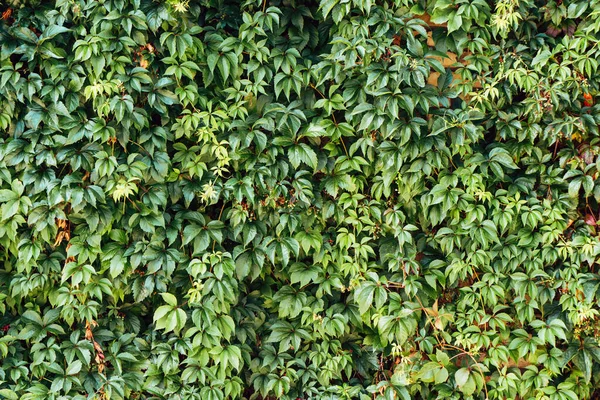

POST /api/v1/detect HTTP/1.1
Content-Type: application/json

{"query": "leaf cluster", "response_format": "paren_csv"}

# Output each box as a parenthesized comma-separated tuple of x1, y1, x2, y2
(1, 0, 600, 399)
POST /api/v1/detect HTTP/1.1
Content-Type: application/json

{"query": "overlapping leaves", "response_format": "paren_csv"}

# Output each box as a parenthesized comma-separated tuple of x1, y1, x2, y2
(1, 0, 600, 399)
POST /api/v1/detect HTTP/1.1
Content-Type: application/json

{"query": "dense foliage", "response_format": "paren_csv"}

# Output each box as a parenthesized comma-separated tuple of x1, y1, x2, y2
(2, 0, 600, 398)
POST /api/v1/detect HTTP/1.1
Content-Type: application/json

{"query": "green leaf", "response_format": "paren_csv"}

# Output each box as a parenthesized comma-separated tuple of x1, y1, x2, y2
(454, 368, 470, 387)
(355, 281, 375, 315)
(160, 292, 178, 307)
(0, 389, 19, 400)
(65, 360, 82, 376)
(531, 49, 552, 67)
(447, 13, 463, 33)
(490, 148, 518, 169)
(568, 2, 588, 18)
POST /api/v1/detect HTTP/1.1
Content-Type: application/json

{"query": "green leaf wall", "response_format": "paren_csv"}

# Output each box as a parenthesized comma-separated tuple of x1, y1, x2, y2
(1, 0, 600, 399)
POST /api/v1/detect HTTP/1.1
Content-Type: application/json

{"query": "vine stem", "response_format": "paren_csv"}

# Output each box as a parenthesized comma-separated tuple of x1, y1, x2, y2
(211, 202, 227, 252)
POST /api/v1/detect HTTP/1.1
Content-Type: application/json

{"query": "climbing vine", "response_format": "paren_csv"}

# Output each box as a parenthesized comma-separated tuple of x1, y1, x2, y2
(1, 0, 600, 399)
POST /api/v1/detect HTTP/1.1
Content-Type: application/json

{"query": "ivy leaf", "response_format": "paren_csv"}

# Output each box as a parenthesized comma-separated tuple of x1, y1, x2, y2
(455, 368, 476, 395)
(447, 13, 463, 33)
(531, 49, 552, 67)
(354, 281, 376, 315)
(65, 360, 82, 376)
(0, 389, 19, 400)
(160, 292, 178, 307)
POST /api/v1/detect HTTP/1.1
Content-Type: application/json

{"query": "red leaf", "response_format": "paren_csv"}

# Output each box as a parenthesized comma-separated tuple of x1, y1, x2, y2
(585, 214, 596, 226)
